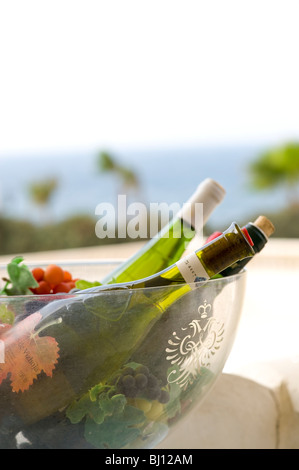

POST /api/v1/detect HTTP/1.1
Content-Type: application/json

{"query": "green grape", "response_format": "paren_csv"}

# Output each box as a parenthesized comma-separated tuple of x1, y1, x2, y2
(132, 398, 152, 414)
(145, 401, 164, 421)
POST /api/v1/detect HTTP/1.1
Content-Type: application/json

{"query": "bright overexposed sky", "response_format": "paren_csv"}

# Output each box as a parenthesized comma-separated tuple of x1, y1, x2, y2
(0, 0, 299, 156)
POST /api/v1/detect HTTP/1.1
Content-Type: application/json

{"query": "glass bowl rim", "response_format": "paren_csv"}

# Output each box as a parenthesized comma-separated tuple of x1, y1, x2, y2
(0, 258, 247, 299)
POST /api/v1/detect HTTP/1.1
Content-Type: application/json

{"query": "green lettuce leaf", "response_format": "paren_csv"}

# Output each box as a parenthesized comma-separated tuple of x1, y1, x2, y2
(0, 256, 38, 296)
(75, 279, 102, 290)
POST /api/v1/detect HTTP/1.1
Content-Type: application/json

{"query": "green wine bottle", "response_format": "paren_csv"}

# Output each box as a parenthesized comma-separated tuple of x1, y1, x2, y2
(131, 216, 274, 382)
(220, 215, 275, 276)
(0, 222, 253, 429)
(100, 178, 226, 284)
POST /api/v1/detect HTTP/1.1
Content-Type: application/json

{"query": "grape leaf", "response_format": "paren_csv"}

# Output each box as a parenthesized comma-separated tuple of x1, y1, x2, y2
(66, 386, 127, 425)
(67, 393, 106, 425)
(84, 404, 145, 449)
(66, 380, 145, 448)
(0, 312, 59, 392)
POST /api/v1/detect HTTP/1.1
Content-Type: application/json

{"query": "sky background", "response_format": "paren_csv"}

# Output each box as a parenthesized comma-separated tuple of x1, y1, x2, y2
(0, 0, 299, 158)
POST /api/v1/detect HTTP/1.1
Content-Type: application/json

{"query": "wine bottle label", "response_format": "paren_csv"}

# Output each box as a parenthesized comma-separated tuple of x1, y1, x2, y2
(176, 253, 209, 284)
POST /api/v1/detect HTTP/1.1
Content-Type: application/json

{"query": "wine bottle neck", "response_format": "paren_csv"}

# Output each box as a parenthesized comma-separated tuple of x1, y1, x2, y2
(177, 178, 226, 230)
(176, 222, 254, 284)
(245, 222, 267, 253)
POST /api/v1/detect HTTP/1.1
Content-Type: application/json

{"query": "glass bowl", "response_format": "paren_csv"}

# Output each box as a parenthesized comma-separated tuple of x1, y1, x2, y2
(0, 260, 247, 449)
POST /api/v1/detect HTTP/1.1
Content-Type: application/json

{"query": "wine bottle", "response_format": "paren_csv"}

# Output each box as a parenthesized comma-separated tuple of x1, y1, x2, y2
(0, 222, 253, 429)
(100, 178, 226, 284)
(210, 215, 275, 277)
(130, 216, 274, 381)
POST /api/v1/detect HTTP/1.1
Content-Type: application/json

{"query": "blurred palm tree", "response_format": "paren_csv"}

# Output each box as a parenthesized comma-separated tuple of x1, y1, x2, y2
(248, 142, 299, 205)
(28, 177, 58, 222)
(97, 151, 140, 195)
(97, 151, 149, 239)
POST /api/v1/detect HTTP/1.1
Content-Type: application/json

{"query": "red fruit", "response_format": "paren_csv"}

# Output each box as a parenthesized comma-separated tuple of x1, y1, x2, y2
(44, 265, 64, 286)
(53, 283, 68, 294)
(32, 267, 45, 282)
(66, 281, 76, 290)
(35, 280, 52, 295)
(53, 282, 73, 294)
(63, 270, 72, 282)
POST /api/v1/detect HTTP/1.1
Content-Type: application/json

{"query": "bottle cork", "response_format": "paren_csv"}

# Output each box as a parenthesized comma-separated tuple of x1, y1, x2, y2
(253, 215, 275, 238)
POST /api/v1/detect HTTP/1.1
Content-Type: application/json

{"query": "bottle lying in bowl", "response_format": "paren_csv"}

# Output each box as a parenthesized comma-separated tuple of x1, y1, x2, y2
(130, 215, 275, 384)
(0, 221, 253, 433)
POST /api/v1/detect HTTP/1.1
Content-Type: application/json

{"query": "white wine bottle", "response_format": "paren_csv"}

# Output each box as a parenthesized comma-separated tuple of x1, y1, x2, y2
(219, 215, 275, 277)
(0, 221, 253, 430)
(131, 216, 275, 381)
(100, 178, 226, 284)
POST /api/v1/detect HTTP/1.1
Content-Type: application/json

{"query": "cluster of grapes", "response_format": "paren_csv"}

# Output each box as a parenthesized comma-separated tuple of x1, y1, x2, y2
(113, 365, 170, 404)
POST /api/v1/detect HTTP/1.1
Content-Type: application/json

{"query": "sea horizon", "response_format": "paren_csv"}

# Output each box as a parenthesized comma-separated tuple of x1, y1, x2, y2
(0, 144, 287, 230)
